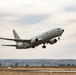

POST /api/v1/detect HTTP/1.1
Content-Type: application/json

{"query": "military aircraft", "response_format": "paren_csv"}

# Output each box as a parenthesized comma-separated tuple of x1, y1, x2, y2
(0, 28, 64, 49)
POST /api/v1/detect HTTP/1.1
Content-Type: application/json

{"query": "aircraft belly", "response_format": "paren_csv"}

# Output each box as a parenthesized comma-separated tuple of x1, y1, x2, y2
(17, 43, 31, 49)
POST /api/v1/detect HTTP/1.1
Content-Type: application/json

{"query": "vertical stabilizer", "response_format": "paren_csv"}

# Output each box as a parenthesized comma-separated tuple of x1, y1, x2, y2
(13, 30, 22, 46)
(13, 30, 20, 39)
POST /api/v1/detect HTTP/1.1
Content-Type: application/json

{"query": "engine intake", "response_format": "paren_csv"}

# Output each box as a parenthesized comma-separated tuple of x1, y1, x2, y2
(49, 39, 57, 44)
(35, 38, 38, 42)
(31, 38, 39, 44)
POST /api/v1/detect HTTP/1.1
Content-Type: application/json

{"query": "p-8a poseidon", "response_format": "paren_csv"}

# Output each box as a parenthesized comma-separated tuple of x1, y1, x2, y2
(0, 28, 64, 49)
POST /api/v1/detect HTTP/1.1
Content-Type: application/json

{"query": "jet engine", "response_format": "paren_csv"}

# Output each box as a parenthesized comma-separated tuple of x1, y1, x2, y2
(31, 38, 39, 43)
(48, 39, 57, 44)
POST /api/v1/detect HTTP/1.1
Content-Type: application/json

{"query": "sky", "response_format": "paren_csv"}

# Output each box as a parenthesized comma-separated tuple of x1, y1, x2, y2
(0, 0, 76, 59)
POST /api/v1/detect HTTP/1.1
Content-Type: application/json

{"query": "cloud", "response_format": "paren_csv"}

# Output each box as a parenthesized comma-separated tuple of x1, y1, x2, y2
(68, 19, 76, 23)
(0, 0, 76, 59)
(14, 14, 49, 25)
(0, 13, 11, 17)
(64, 5, 76, 12)
(72, 33, 76, 38)
(0, 12, 14, 21)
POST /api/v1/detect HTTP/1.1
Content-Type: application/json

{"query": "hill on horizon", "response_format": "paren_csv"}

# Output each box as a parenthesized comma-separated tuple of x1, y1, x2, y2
(0, 59, 76, 66)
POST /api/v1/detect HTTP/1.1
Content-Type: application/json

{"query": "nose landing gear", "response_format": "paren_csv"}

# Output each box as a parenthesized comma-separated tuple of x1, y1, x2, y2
(58, 37, 60, 40)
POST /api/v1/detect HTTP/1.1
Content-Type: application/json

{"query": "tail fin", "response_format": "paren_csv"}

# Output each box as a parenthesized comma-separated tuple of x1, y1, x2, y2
(13, 30, 21, 45)
(13, 30, 20, 39)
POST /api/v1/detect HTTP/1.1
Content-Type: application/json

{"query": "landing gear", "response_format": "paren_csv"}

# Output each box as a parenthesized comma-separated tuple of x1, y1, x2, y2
(42, 44, 46, 48)
(32, 45, 35, 48)
(58, 37, 60, 40)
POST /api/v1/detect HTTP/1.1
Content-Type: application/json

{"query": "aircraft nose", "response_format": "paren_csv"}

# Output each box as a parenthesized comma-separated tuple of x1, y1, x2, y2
(62, 29, 64, 32)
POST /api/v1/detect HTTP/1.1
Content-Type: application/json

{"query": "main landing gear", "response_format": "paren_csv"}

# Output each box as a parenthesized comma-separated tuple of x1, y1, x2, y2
(42, 44, 46, 48)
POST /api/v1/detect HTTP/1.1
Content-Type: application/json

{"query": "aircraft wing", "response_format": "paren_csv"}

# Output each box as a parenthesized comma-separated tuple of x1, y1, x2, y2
(0, 37, 31, 43)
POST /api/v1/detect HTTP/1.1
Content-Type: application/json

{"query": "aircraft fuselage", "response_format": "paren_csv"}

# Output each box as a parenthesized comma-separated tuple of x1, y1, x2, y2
(16, 28, 64, 49)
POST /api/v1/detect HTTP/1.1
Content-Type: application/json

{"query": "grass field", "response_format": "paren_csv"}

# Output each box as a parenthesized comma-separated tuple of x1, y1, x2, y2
(0, 66, 76, 75)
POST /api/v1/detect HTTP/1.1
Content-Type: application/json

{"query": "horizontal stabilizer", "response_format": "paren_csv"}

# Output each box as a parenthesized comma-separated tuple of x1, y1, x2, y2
(1, 45, 17, 47)
(0, 37, 31, 43)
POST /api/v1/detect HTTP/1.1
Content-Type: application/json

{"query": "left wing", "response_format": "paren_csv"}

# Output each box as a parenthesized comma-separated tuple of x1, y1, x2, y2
(0, 37, 31, 43)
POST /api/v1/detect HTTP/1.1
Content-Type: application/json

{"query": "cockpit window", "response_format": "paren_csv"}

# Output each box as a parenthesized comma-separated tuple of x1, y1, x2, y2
(57, 28, 61, 32)
(57, 28, 61, 30)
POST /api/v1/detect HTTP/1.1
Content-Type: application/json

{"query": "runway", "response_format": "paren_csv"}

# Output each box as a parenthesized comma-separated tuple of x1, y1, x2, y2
(2, 69, 76, 73)
(24, 70, 76, 73)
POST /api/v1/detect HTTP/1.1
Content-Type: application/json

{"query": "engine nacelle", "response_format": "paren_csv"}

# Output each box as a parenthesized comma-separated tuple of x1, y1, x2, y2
(35, 38, 38, 42)
(49, 39, 57, 44)
(31, 38, 39, 43)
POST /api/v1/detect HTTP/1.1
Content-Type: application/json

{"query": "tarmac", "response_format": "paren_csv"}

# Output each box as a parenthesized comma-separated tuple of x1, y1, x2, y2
(0, 68, 76, 73)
